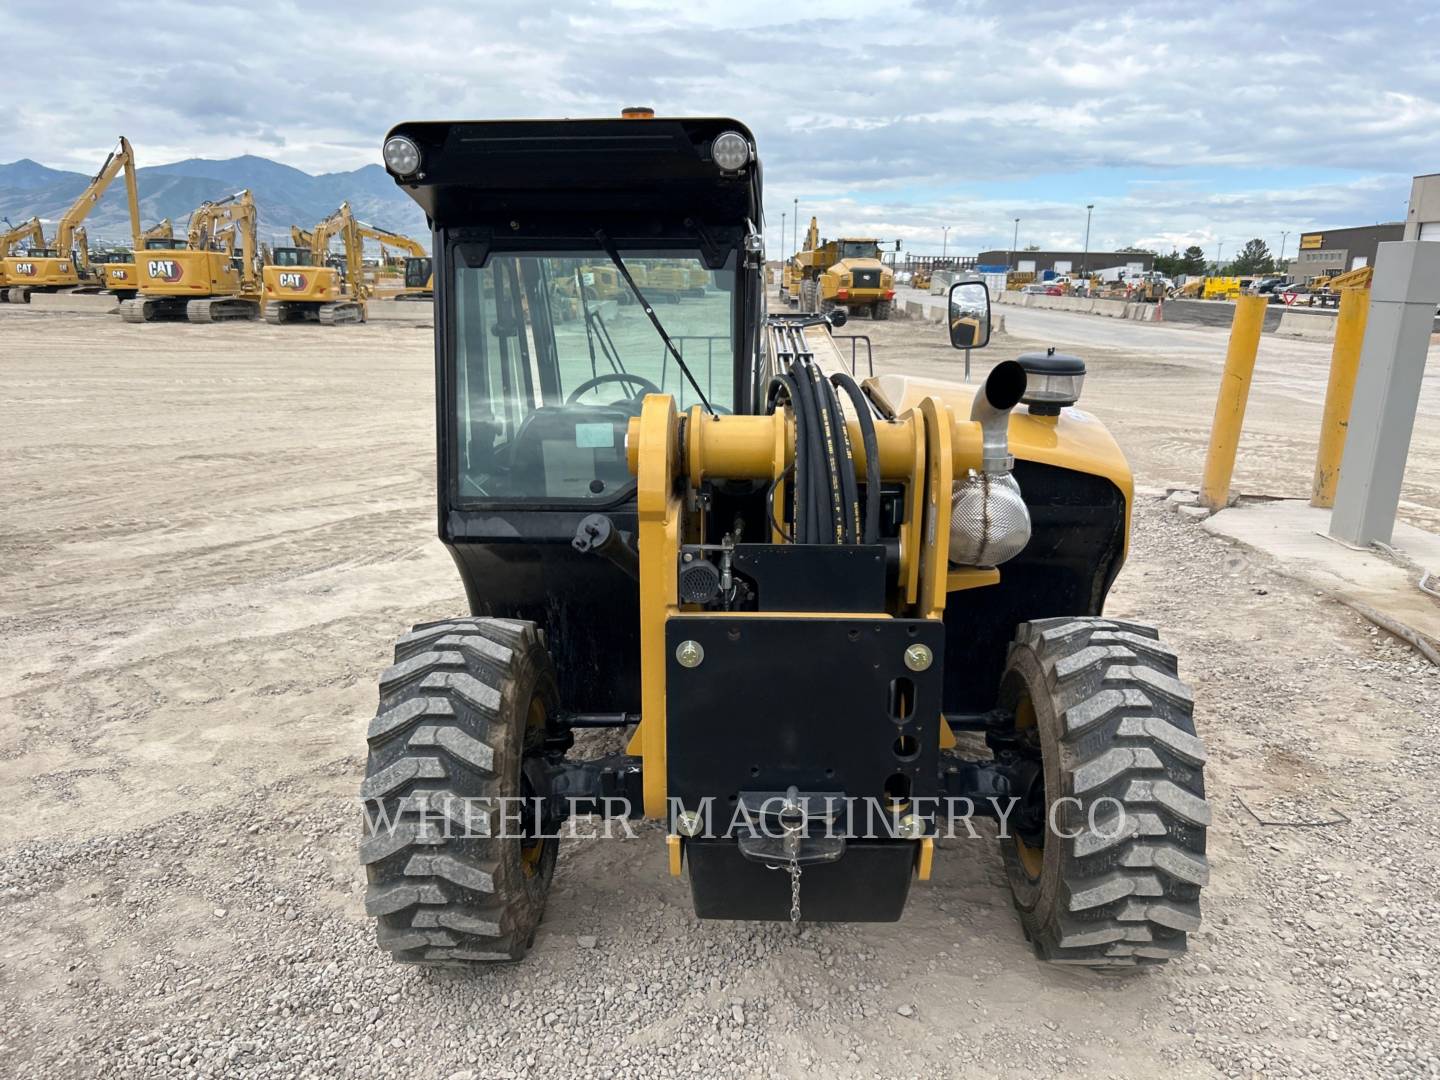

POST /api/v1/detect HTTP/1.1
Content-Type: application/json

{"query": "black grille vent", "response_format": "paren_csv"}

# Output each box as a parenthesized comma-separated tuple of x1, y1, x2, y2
(852, 269, 881, 289)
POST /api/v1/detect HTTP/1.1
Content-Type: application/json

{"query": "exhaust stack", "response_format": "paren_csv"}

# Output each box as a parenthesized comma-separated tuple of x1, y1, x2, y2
(951, 360, 1031, 567)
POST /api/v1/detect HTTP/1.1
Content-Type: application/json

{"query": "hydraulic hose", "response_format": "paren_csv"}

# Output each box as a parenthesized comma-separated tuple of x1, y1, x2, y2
(830, 372, 880, 544)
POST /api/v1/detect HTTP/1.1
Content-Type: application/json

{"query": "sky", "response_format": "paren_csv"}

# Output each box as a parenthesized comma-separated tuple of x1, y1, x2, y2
(2, 0, 1435, 260)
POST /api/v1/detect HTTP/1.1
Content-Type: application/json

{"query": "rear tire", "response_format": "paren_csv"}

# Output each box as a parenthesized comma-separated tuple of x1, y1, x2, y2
(873, 299, 892, 321)
(361, 617, 560, 965)
(998, 617, 1209, 969)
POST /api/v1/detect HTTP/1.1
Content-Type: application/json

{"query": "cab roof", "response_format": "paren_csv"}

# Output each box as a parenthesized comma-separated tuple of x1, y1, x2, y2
(385, 117, 762, 235)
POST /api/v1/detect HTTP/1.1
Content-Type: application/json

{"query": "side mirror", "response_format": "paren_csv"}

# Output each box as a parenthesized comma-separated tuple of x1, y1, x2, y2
(948, 280, 991, 350)
(828, 308, 848, 328)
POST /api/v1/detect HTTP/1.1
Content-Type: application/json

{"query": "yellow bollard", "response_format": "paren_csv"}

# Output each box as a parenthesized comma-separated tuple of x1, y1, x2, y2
(1199, 295, 1268, 510)
(1310, 288, 1370, 507)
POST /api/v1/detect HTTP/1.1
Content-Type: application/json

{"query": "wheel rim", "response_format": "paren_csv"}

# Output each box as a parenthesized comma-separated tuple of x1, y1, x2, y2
(1012, 694, 1044, 880)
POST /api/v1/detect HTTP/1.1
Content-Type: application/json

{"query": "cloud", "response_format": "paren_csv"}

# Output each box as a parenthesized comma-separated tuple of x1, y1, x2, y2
(1, 0, 1435, 253)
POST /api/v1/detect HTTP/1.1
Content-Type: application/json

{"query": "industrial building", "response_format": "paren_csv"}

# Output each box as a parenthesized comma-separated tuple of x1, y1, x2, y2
(1290, 222, 1404, 279)
(976, 249, 1155, 275)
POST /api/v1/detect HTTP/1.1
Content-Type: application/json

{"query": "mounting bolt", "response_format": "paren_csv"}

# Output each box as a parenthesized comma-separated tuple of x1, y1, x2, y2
(897, 814, 925, 840)
(903, 643, 933, 671)
(675, 810, 704, 837)
(676, 640, 705, 668)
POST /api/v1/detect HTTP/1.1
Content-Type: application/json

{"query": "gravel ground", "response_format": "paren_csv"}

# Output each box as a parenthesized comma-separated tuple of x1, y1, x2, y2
(2, 306, 1438, 1078)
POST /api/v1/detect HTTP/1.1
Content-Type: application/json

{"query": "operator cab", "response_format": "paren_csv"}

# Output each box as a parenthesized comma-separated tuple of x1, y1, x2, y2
(382, 115, 763, 709)
(384, 117, 761, 510)
(269, 246, 313, 267)
(145, 238, 187, 250)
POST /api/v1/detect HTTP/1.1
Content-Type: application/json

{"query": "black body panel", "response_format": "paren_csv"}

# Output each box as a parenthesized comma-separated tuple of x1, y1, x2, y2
(732, 543, 886, 613)
(665, 616, 944, 806)
(447, 509, 641, 712)
(686, 839, 914, 921)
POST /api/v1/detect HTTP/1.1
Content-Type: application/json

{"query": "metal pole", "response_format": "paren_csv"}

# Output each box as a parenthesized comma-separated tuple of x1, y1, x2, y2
(781, 212, 786, 256)
(1329, 241, 1440, 544)
(1310, 287, 1370, 507)
(1012, 218, 1019, 264)
(1279, 231, 1289, 269)
(1199, 295, 1268, 510)
(942, 226, 949, 259)
(1215, 241, 1223, 273)
(1083, 204, 1093, 275)
(792, 198, 798, 256)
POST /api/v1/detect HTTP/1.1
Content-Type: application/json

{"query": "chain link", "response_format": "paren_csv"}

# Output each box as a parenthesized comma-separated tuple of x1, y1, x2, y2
(787, 858, 802, 924)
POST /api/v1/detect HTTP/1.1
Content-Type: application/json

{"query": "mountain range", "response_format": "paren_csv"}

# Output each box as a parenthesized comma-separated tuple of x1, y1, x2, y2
(0, 154, 429, 250)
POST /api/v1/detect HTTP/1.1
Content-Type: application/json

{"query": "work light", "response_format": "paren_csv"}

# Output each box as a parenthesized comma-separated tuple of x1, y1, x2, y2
(383, 136, 421, 177)
(711, 131, 751, 172)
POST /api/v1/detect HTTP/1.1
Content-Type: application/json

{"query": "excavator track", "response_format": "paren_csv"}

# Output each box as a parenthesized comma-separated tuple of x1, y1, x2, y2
(317, 302, 365, 326)
(187, 298, 260, 323)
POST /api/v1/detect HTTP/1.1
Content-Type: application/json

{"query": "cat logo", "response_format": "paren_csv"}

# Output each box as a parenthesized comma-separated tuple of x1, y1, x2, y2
(110, 268, 129, 281)
(14, 262, 36, 276)
(278, 271, 308, 290)
(147, 259, 184, 283)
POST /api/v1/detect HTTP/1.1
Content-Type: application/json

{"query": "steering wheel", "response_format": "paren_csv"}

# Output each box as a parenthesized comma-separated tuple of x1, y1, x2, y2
(566, 372, 662, 404)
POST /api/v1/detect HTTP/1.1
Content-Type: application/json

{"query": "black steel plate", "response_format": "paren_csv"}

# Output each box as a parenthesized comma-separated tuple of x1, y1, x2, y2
(665, 615, 944, 806)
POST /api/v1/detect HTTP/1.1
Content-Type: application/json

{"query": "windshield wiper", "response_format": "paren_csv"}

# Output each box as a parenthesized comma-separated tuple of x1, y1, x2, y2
(593, 229, 715, 416)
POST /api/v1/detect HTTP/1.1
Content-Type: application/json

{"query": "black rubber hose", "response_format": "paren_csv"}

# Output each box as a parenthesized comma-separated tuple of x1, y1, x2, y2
(792, 358, 835, 543)
(814, 368, 858, 543)
(767, 373, 805, 541)
(830, 372, 880, 544)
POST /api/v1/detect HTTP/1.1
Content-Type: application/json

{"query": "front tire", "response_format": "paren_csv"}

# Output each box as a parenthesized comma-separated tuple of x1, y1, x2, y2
(360, 617, 559, 965)
(998, 617, 1210, 968)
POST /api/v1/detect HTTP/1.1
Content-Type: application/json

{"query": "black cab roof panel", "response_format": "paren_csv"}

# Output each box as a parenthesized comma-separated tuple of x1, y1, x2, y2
(385, 117, 761, 230)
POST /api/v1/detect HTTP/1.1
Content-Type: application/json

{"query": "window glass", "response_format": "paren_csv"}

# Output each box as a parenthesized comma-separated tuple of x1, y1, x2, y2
(840, 241, 879, 260)
(452, 249, 735, 503)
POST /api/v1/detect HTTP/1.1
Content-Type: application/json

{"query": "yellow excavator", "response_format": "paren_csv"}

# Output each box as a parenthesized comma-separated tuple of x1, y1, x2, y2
(0, 216, 45, 298)
(261, 202, 369, 325)
(93, 219, 173, 301)
(120, 190, 262, 322)
(2, 136, 141, 304)
(349, 222, 430, 300)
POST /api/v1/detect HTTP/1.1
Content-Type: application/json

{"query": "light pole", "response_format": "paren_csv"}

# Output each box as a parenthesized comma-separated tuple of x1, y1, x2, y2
(792, 198, 798, 255)
(1082, 204, 1094, 276)
(1012, 218, 1020, 268)
(1215, 241, 1223, 273)
(780, 212, 786, 257)
(942, 225, 950, 260)
(1278, 230, 1289, 272)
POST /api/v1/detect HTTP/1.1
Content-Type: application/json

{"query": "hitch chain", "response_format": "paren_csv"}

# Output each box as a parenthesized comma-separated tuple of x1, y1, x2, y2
(780, 787, 804, 925)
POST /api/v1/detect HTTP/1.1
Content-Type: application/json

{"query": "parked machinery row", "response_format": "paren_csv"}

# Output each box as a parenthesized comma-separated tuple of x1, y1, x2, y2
(1, 134, 429, 325)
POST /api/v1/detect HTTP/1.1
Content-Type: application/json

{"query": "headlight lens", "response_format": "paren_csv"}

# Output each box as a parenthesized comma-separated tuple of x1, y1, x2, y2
(711, 131, 751, 171)
(383, 136, 421, 177)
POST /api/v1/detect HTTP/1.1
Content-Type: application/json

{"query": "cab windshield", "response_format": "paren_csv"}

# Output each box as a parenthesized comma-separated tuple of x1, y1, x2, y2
(451, 248, 735, 504)
(146, 238, 188, 250)
(269, 247, 313, 267)
(840, 241, 879, 260)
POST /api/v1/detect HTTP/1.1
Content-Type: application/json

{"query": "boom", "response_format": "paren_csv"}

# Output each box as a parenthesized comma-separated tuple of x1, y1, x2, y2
(2, 216, 45, 253)
(55, 136, 142, 256)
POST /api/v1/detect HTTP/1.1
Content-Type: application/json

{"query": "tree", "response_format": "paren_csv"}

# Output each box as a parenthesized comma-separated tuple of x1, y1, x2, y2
(1179, 245, 1208, 275)
(1230, 238, 1274, 275)
(1152, 249, 1183, 276)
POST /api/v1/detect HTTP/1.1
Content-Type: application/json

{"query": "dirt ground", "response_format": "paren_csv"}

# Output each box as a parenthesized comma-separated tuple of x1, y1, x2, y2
(1, 302, 1438, 1079)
